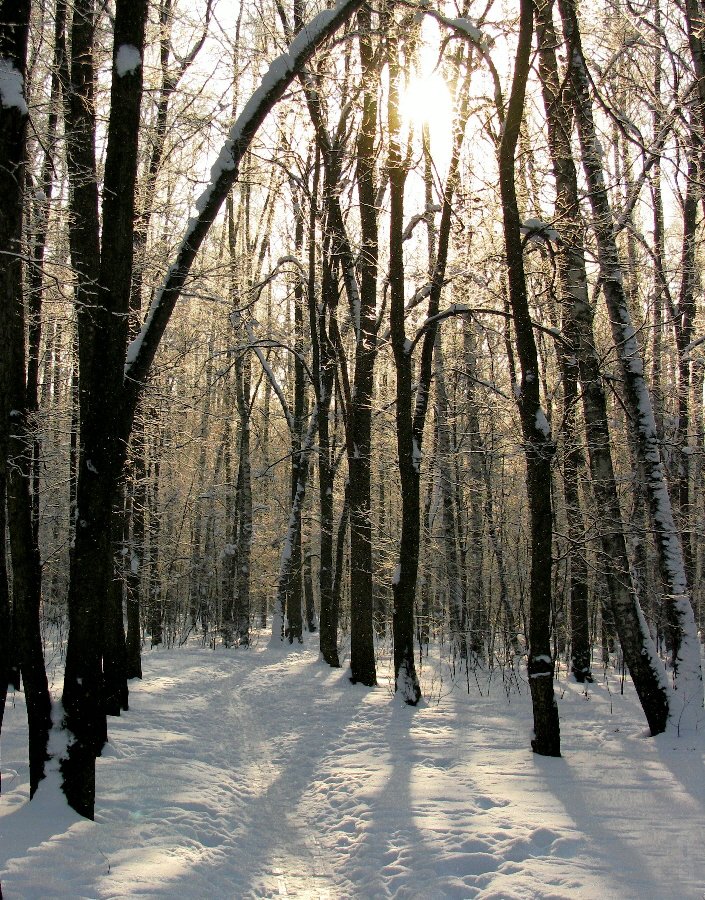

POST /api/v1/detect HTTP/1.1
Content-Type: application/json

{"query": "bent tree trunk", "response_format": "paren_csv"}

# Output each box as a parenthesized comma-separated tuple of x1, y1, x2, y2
(499, 0, 560, 755)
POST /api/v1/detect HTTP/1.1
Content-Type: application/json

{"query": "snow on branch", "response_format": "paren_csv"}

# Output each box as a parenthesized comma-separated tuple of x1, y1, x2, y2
(402, 206, 440, 242)
(124, 0, 363, 392)
(413, 5, 504, 118)
(520, 218, 559, 244)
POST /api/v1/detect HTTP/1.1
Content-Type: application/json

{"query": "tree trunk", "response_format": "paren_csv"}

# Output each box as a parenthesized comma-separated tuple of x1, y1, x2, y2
(387, 19, 422, 704)
(315, 254, 338, 663)
(60, 0, 149, 818)
(125, 416, 145, 679)
(559, 320, 592, 682)
(536, 0, 671, 733)
(330, 482, 350, 641)
(0, 0, 53, 796)
(499, 0, 560, 755)
(346, 6, 380, 685)
(58, 0, 365, 818)
(272, 408, 318, 643)
(104, 487, 129, 714)
(434, 333, 467, 659)
(559, 0, 702, 720)
(233, 350, 253, 644)
(0, 471, 11, 748)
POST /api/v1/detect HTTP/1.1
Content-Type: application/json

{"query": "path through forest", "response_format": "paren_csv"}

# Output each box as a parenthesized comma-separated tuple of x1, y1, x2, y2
(3, 639, 705, 897)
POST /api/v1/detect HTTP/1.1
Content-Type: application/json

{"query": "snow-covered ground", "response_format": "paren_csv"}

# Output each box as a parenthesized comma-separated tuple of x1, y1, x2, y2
(2, 638, 705, 898)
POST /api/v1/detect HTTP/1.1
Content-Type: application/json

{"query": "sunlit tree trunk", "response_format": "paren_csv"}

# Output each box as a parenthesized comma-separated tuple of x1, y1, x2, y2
(125, 417, 145, 679)
(434, 334, 467, 659)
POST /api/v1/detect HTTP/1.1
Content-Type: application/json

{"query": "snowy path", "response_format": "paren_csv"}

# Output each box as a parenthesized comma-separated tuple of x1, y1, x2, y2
(3, 640, 705, 898)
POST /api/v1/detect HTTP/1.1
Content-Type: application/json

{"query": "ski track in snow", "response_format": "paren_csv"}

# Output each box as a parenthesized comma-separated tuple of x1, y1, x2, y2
(2, 640, 705, 898)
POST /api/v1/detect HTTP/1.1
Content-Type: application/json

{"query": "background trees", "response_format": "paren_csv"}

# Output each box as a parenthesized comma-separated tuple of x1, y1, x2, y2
(2, 0, 704, 816)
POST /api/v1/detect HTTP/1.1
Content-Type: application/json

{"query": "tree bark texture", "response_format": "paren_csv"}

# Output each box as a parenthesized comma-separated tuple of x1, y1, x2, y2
(535, 0, 671, 733)
(559, 0, 702, 722)
(0, 0, 53, 796)
(499, 0, 560, 755)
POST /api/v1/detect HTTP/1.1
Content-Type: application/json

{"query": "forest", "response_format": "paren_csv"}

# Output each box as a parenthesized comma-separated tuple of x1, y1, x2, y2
(1, 0, 705, 866)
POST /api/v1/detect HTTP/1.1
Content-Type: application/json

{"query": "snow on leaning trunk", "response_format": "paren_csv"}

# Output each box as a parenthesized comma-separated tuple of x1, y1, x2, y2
(559, 0, 703, 732)
(123, 0, 366, 391)
(608, 288, 703, 731)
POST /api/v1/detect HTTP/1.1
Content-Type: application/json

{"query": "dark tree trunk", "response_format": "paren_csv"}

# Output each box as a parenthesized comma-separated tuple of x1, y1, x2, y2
(0, 471, 11, 745)
(304, 548, 316, 633)
(315, 239, 338, 664)
(0, 0, 53, 795)
(672, 140, 698, 588)
(57, 0, 365, 818)
(387, 17, 470, 703)
(273, 409, 318, 642)
(285, 208, 307, 645)
(331, 481, 350, 641)
(60, 0, 149, 818)
(346, 5, 379, 686)
(104, 489, 129, 714)
(300, 144, 337, 664)
(295, 54, 361, 668)
(499, 0, 560, 756)
(7, 449, 52, 795)
(387, 20, 421, 704)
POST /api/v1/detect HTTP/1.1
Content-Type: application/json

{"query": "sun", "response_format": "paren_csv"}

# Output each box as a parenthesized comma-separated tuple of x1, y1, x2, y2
(400, 71, 453, 134)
